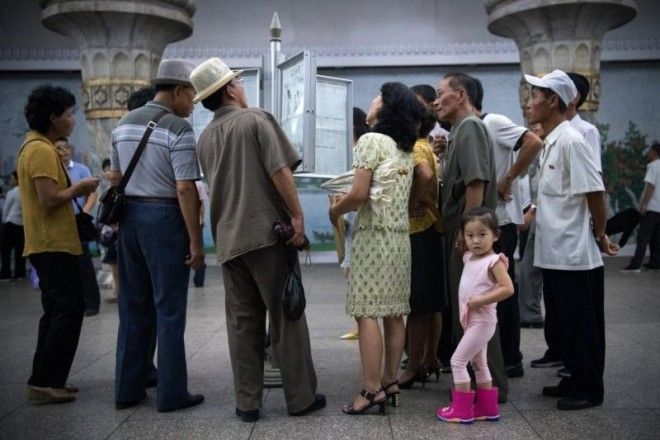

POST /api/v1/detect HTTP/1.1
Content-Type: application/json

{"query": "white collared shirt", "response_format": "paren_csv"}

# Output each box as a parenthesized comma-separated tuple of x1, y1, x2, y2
(482, 113, 528, 226)
(534, 121, 605, 270)
(569, 114, 601, 173)
(645, 159, 660, 213)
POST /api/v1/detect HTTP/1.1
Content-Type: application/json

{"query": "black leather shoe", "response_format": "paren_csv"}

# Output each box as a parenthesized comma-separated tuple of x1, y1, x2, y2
(505, 363, 525, 378)
(289, 394, 326, 416)
(557, 397, 602, 410)
(116, 393, 146, 410)
(157, 393, 204, 413)
(542, 380, 570, 398)
(236, 408, 260, 422)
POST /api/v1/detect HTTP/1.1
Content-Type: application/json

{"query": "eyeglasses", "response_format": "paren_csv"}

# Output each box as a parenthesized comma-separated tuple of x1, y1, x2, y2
(55, 144, 71, 151)
(230, 77, 244, 87)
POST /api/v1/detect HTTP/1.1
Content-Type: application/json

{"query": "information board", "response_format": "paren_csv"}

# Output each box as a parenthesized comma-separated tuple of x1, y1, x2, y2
(277, 51, 316, 172)
(314, 75, 353, 176)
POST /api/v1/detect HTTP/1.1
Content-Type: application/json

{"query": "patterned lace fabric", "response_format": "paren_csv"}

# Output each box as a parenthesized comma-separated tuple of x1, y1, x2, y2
(346, 133, 413, 318)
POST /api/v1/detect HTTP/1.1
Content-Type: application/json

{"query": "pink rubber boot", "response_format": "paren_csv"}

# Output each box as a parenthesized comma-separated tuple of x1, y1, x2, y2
(436, 389, 475, 424)
(473, 387, 500, 421)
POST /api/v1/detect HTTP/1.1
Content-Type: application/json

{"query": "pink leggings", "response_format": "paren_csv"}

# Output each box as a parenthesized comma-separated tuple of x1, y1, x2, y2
(450, 320, 496, 384)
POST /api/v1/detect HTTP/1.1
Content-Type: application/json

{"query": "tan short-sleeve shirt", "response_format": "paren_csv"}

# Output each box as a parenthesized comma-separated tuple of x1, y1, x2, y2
(197, 107, 301, 263)
(17, 131, 82, 256)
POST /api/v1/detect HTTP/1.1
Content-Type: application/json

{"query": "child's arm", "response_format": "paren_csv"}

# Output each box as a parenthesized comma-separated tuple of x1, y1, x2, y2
(467, 260, 514, 310)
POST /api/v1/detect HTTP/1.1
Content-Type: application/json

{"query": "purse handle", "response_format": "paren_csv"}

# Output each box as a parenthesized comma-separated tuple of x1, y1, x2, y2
(116, 109, 169, 192)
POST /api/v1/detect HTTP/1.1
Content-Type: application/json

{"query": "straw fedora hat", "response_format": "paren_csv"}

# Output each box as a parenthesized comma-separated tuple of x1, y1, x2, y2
(151, 59, 196, 86)
(190, 57, 244, 104)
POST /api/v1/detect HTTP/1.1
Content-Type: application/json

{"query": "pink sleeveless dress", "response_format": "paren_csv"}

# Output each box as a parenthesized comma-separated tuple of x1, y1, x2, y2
(458, 251, 508, 329)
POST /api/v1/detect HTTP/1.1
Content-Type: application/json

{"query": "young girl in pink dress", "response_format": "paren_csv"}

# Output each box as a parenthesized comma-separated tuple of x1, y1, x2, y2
(437, 207, 514, 424)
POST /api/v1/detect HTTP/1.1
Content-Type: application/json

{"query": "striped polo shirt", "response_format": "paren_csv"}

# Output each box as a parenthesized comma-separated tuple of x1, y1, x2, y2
(111, 101, 200, 198)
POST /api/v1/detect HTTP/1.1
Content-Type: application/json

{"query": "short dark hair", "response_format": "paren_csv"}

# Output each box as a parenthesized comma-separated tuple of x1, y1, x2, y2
(471, 76, 484, 112)
(353, 107, 370, 142)
(24, 84, 76, 134)
(533, 86, 568, 113)
(102, 158, 111, 170)
(153, 84, 177, 94)
(201, 85, 230, 112)
(410, 84, 437, 105)
(372, 82, 423, 153)
(419, 107, 437, 139)
(444, 72, 478, 106)
(127, 86, 155, 111)
(651, 141, 660, 156)
(567, 72, 589, 109)
(461, 207, 500, 237)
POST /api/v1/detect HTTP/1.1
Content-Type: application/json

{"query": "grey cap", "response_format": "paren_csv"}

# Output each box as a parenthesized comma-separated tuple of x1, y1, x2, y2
(152, 59, 196, 86)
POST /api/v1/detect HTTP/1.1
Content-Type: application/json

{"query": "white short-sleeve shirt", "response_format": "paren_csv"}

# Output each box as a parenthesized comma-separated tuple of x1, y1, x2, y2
(569, 114, 601, 173)
(482, 113, 528, 226)
(534, 121, 605, 270)
(645, 159, 660, 213)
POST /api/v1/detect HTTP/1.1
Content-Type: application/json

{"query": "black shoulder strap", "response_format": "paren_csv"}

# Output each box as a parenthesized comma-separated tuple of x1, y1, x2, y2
(117, 109, 169, 191)
(58, 160, 86, 214)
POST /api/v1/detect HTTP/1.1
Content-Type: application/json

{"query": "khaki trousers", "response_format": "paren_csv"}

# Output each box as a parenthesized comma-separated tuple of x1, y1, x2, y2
(222, 242, 318, 412)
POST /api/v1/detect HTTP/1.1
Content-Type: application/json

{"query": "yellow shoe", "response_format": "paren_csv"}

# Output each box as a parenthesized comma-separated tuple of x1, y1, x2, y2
(340, 331, 359, 340)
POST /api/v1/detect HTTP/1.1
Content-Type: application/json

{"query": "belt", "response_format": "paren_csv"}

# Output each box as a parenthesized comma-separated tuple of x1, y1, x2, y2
(126, 196, 179, 205)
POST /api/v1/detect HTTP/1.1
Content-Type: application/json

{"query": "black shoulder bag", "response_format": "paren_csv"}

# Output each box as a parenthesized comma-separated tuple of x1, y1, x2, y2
(97, 109, 168, 225)
(59, 162, 98, 243)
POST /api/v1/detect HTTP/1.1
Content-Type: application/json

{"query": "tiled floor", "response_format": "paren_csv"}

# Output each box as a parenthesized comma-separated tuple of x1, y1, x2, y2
(0, 257, 658, 439)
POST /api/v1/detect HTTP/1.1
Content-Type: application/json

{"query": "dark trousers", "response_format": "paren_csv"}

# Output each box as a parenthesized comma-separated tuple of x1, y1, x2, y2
(0, 222, 26, 279)
(606, 208, 642, 247)
(27, 252, 85, 388)
(629, 211, 660, 267)
(494, 223, 522, 367)
(115, 201, 191, 409)
(542, 267, 605, 402)
(80, 242, 101, 312)
(222, 242, 318, 413)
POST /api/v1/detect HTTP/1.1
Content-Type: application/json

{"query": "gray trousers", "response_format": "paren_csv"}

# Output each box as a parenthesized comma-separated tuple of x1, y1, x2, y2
(444, 228, 509, 402)
(518, 220, 544, 324)
(222, 242, 317, 413)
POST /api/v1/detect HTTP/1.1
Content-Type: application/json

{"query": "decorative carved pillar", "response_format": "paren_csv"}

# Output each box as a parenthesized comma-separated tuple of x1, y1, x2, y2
(39, 0, 195, 172)
(485, 0, 637, 122)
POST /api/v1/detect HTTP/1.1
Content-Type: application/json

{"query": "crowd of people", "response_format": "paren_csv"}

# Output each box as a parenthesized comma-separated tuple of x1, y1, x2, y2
(7, 54, 660, 425)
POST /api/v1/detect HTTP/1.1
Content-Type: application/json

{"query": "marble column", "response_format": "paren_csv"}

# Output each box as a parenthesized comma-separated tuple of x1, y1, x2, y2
(485, 0, 637, 122)
(39, 0, 195, 173)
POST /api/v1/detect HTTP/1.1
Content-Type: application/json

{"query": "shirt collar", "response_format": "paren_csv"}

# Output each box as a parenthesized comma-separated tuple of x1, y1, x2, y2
(544, 120, 571, 147)
(146, 100, 172, 113)
(570, 113, 582, 123)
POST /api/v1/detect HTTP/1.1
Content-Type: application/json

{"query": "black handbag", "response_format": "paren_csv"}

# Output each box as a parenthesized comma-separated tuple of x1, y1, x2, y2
(97, 109, 168, 225)
(281, 247, 306, 321)
(60, 162, 99, 243)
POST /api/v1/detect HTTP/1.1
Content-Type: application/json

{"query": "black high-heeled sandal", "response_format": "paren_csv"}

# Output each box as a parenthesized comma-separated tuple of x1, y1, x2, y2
(341, 388, 386, 415)
(398, 367, 428, 390)
(426, 367, 440, 383)
(382, 381, 400, 407)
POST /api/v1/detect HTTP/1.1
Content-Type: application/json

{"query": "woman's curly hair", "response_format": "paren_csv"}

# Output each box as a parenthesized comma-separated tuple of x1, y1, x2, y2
(372, 82, 423, 152)
(24, 84, 76, 134)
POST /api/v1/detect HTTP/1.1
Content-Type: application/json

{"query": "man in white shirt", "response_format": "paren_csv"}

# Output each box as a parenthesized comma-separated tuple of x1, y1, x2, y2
(525, 70, 618, 411)
(566, 73, 601, 173)
(622, 142, 660, 271)
(469, 77, 544, 379)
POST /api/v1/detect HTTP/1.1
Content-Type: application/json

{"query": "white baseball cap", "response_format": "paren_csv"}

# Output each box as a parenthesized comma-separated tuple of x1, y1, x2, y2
(524, 69, 578, 106)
